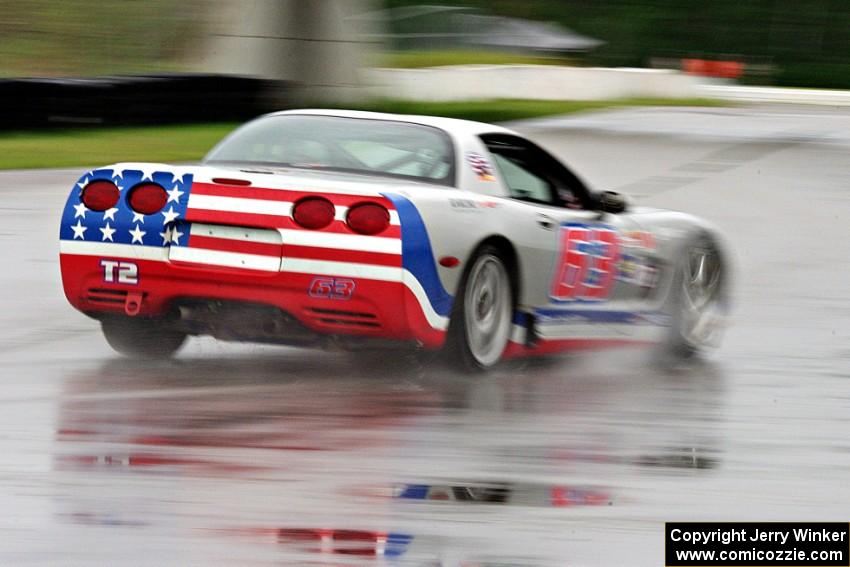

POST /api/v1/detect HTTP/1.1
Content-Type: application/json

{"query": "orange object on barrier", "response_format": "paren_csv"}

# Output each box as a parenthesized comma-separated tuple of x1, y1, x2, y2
(682, 58, 743, 79)
(682, 58, 708, 75)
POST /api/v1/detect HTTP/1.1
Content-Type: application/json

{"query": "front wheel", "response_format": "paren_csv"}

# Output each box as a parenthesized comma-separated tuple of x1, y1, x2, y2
(664, 236, 727, 357)
(100, 316, 187, 359)
(447, 246, 513, 371)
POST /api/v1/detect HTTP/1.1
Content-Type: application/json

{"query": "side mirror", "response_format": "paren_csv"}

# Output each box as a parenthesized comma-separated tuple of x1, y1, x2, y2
(597, 191, 628, 214)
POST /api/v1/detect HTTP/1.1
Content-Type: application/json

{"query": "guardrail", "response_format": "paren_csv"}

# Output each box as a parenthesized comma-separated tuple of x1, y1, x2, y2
(364, 65, 705, 102)
(697, 84, 850, 106)
(366, 65, 850, 106)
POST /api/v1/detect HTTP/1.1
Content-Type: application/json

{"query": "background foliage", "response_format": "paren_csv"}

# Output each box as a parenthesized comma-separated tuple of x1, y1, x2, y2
(386, 0, 850, 88)
(0, 0, 202, 76)
(2, 0, 850, 88)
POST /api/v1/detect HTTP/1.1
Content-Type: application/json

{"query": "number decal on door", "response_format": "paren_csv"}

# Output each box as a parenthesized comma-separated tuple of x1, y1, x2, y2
(550, 224, 621, 302)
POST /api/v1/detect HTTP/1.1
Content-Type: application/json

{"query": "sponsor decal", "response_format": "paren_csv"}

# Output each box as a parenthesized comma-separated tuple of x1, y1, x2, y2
(449, 198, 500, 211)
(465, 152, 495, 182)
(623, 230, 656, 250)
(618, 230, 658, 287)
(618, 259, 658, 288)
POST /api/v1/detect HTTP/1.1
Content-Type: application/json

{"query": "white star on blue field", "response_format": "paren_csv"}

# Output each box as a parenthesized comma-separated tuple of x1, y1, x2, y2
(60, 168, 194, 248)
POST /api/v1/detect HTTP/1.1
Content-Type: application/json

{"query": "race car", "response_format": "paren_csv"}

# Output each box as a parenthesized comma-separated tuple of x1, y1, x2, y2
(58, 109, 729, 370)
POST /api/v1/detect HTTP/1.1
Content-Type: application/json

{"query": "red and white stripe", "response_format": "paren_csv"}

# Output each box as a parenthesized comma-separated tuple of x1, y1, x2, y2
(169, 223, 284, 272)
(186, 181, 401, 235)
(183, 178, 449, 330)
(184, 179, 400, 266)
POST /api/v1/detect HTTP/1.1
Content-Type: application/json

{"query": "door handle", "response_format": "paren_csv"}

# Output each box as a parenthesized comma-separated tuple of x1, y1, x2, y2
(536, 214, 556, 230)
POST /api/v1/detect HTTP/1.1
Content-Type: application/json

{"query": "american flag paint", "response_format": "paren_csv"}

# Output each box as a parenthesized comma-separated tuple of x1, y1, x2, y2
(180, 177, 403, 274)
(59, 166, 193, 250)
(59, 165, 404, 275)
(58, 165, 451, 345)
(465, 152, 495, 182)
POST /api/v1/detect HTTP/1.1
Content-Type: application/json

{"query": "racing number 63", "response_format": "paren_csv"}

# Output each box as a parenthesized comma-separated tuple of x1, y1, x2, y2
(550, 225, 620, 301)
(309, 277, 355, 300)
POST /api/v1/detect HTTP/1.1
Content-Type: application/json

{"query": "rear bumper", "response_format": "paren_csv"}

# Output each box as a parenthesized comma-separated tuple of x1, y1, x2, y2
(59, 252, 447, 349)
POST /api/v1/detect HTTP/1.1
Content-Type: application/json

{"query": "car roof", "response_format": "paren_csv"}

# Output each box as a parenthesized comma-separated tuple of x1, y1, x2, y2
(270, 108, 517, 138)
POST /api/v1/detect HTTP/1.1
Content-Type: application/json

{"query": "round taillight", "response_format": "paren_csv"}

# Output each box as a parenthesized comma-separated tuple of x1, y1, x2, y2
(81, 180, 120, 212)
(292, 197, 335, 230)
(346, 203, 390, 235)
(128, 183, 168, 215)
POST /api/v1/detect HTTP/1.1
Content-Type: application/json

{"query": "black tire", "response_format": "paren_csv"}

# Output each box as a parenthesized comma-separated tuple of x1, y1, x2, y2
(663, 235, 727, 358)
(100, 316, 187, 359)
(446, 244, 513, 372)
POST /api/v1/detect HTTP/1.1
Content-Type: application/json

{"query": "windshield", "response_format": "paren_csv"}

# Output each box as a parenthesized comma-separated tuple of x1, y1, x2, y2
(204, 114, 456, 186)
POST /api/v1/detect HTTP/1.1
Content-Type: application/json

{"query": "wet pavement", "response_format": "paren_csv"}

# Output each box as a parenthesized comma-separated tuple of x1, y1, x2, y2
(2, 105, 850, 565)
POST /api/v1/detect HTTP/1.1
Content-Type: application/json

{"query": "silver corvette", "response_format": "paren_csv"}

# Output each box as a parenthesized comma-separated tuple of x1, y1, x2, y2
(59, 109, 730, 370)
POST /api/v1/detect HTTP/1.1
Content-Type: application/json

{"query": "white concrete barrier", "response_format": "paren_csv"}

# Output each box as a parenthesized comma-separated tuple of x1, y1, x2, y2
(364, 65, 704, 101)
(697, 84, 850, 106)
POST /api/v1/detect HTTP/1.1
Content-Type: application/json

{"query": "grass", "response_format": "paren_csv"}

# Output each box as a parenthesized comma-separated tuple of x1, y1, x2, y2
(0, 123, 240, 170)
(379, 49, 575, 69)
(0, 0, 197, 77)
(0, 98, 724, 170)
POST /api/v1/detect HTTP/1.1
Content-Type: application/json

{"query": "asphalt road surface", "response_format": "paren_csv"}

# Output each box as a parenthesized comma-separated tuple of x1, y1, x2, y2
(2, 105, 849, 566)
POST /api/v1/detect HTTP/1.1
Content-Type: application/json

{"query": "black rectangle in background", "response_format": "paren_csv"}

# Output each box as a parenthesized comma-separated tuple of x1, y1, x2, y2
(666, 522, 849, 566)
(0, 75, 290, 131)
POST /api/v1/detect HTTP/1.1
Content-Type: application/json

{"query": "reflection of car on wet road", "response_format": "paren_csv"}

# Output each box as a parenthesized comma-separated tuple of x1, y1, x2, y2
(396, 481, 610, 507)
(50, 351, 722, 565)
(59, 109, 730, 369)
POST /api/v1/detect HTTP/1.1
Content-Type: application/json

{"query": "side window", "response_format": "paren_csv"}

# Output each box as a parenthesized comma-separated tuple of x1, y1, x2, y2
(490, 153, 553, 203)
(481, 133, 591, 209)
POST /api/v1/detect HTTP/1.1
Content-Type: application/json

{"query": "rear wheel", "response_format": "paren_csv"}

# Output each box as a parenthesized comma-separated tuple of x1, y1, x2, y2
(100, 316, 187, 359)
(447, 245, 513, 371)
(665, 236, 727, 357)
